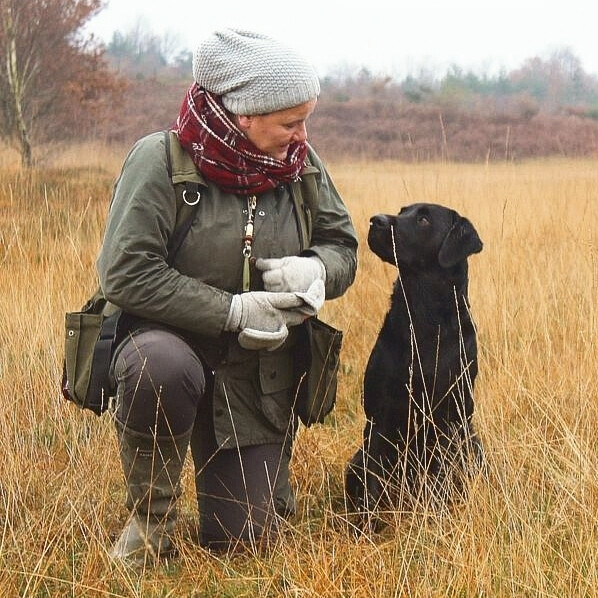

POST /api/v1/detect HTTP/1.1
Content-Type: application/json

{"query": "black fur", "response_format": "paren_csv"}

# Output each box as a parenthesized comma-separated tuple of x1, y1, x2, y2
(345, 203, 484, 529)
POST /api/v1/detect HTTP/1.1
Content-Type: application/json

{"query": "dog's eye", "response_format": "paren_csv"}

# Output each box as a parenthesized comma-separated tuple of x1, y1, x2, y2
(417, 215, 430, 226)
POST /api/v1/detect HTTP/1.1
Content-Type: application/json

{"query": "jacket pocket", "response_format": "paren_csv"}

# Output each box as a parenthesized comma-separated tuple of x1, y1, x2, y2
(257, 352, 294, 433)
(259, 351, 294, 394)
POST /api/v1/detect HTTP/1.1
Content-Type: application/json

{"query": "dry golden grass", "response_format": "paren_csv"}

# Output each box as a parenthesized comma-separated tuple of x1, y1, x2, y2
(0, 144, 596, 597)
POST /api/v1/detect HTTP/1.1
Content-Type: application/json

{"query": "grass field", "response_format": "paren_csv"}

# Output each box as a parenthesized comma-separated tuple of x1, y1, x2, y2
(0, 144, 596, 596)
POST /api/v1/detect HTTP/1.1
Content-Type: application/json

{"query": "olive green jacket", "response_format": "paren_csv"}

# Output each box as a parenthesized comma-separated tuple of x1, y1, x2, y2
(97, 131, 358, 448)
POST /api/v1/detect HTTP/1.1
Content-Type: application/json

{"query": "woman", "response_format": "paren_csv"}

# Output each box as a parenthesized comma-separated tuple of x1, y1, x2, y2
(98, 29, 357, 563)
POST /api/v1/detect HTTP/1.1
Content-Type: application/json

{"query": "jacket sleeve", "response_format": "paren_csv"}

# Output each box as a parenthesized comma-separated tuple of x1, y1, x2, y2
(302, 148, 358, 299)
(96, 132, 232, 337)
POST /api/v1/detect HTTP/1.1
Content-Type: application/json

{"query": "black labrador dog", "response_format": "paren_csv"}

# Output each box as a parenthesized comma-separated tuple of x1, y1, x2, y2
(345, 203, 484, 528)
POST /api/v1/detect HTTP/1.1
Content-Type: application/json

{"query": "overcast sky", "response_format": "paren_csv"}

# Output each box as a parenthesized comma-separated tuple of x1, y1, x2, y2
(87, 0, 598, 78)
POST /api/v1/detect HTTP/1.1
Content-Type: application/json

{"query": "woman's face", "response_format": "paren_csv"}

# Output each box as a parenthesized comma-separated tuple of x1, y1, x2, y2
(237, 99, 317, 160)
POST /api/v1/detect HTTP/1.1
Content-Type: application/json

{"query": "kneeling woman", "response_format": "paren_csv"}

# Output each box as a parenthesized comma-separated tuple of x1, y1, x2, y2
(97, 29, 358, 562)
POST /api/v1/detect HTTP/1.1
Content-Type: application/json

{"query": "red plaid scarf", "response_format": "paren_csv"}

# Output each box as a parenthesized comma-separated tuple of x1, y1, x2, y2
(172, 83, 308, 195)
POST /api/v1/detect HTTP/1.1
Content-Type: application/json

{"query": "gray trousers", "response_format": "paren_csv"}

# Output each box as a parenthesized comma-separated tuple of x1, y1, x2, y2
(111, 327, 291, 548)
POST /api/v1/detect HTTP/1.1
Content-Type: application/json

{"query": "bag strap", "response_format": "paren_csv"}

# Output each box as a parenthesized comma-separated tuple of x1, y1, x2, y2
(164, 130, 207, 263)
(85, 309, 120, 413)
(289, 151, 320, 250)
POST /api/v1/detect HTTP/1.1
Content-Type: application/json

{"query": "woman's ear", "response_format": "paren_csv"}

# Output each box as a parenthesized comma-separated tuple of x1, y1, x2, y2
(236, 115, 253, 131)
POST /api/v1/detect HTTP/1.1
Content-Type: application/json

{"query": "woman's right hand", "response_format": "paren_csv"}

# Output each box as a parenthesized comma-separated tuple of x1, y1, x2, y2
(224, 291, 305, 351)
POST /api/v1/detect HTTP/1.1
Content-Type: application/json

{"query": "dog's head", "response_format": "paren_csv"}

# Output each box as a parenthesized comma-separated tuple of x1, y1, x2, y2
(368, 203, 483, 270)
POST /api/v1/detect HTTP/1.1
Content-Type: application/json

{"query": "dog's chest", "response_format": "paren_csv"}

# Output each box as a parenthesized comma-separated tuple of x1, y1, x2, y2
(381, 298, 474, 384)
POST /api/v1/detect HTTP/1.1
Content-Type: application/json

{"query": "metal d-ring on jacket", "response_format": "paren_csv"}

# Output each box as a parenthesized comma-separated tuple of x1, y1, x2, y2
(97, 131, 358, 449)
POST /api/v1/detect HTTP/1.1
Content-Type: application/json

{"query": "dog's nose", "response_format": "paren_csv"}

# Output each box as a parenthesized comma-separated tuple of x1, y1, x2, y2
(370, 214, 391, 228)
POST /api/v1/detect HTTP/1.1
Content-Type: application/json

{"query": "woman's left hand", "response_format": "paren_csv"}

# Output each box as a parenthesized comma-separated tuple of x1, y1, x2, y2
(256, 255, 326, 293)
(294, 279, 325, 316)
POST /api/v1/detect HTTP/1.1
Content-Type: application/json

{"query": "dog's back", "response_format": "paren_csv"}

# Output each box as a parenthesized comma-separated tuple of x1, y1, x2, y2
(346, 204, 484, 524)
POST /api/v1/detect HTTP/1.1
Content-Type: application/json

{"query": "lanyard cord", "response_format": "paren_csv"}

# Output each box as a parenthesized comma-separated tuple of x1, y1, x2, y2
(242, 195, 257, 292)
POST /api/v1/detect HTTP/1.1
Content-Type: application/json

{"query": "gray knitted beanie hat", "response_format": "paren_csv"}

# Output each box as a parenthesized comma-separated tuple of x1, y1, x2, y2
(193, 29, 320, 115)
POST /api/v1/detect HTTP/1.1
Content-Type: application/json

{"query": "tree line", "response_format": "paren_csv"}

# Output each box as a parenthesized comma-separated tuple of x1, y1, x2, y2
(323, 49, 598, 119)
(2, 0, 598, 167)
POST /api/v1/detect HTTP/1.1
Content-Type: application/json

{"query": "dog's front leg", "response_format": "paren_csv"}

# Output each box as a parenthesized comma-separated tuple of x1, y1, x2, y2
(345, 421, 394, 534)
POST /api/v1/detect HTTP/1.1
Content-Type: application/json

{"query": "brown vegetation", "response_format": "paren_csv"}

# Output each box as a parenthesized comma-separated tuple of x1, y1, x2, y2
(87, 42, 598, 162)
(89, 76, 598, 163)
(310, 98, 598, 161)
(0, 146, 596, 595)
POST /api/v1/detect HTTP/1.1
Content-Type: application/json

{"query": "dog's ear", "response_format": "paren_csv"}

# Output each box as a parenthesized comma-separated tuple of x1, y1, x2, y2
(438, 217, 483, 268)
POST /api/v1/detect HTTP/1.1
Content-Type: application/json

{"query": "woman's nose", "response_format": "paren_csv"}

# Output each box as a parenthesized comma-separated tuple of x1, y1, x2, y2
(292, 123, 307, 142)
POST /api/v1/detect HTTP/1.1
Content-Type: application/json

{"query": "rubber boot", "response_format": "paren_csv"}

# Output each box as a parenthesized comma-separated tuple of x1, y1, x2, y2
(109, 422, 192, 565)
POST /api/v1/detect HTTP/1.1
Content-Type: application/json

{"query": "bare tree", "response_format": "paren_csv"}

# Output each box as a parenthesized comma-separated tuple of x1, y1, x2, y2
(0, 0, 122, 167)
(1, 4, 34, 166)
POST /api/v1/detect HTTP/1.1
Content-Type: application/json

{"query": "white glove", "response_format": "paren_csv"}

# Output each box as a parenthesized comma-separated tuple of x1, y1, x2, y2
(256, 256, 326, 293)
(237, 279, 326, 350)
(225, 291, 305, 351)
(294, 278, 325, 316)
